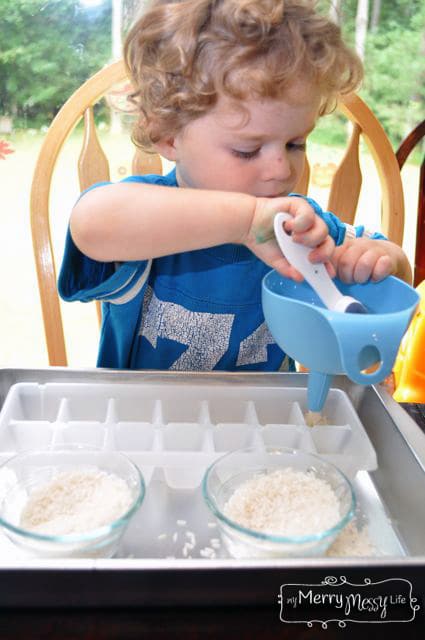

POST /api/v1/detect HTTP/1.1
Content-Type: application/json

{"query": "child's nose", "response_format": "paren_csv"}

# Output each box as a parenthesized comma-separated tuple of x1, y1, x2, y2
(265, 151, 292, 182)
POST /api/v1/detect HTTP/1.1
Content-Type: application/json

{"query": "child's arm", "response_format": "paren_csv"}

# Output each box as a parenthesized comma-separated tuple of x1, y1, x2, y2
(71, 182, 254, 261)
(70, 183, 332, 281)
(70, 183, 410, 283)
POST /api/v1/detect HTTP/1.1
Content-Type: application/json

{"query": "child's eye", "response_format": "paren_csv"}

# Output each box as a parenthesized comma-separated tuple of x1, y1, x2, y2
(231, 148, 261, 160)
(287, 141, 307, 152)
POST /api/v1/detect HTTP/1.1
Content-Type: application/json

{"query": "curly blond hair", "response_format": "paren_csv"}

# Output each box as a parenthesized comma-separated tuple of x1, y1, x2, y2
(124, 0, 363, 151)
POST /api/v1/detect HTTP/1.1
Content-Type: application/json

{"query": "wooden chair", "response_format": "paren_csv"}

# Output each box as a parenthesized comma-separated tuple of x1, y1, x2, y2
(30, 59, 405, 366)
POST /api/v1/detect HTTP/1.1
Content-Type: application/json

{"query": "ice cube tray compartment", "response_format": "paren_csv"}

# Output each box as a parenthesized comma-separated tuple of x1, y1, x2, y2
(0, 382, 377, 487)
(1, 421, 53, 452)
(261, 424, 314, 450)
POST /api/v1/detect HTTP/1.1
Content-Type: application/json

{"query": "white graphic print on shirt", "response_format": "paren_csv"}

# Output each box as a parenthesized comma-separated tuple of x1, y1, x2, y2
(139, 286, 275, 370)
(236, 322, 276, 366)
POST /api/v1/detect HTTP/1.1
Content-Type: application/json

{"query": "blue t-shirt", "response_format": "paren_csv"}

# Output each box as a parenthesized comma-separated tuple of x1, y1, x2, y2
(58, 168, 385, 370)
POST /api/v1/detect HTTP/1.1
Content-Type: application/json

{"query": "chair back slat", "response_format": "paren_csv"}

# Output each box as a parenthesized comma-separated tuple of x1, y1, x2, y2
(327, 123, 362, 224)
(77, 107, 111, 328)
(339, 94, 404, 246)
(132, 148, 163, 176)
(294, 158, 310, 195)
(396, 119, 425, 287)
(78, 108, 111, 191)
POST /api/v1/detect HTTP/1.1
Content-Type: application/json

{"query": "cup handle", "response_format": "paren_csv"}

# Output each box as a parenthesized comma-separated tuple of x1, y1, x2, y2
(336, 322, 399, 385)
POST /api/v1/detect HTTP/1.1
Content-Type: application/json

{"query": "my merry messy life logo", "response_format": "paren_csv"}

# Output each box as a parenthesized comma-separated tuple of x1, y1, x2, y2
(279, 576, 420, 628)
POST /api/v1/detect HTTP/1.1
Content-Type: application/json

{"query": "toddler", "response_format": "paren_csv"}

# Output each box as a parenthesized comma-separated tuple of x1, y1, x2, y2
(59, 0, 410, 370)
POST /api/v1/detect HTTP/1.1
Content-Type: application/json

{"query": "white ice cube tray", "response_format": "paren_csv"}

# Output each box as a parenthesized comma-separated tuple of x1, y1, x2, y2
(0, 382, 377, 487)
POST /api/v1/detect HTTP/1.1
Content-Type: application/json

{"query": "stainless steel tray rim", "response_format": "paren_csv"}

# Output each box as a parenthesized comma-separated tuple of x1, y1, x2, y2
(1, 555, 424, 571)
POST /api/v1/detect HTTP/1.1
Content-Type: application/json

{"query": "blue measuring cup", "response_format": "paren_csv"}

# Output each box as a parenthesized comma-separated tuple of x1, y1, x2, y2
(262, 271, 420, 411)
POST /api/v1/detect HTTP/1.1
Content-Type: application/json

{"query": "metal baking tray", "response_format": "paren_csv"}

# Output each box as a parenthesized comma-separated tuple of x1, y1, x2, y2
(0, 368, 424, 609)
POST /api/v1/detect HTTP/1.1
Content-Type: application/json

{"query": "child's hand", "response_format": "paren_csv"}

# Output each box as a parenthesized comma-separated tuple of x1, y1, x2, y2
(331, 238, 408, 283)
(244, 196, 335, 280)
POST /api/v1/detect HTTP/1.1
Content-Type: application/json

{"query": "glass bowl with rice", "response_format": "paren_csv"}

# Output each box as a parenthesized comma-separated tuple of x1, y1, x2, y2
(0, 445, 145, 558)
(203, 446, 355, 558)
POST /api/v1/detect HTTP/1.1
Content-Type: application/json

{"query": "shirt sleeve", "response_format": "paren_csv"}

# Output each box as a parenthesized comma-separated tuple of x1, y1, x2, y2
(289, 193, 387, 245)
(57, 178, 151, 304)
(58, 227, 151, 304)
(58, 171, 177, 304)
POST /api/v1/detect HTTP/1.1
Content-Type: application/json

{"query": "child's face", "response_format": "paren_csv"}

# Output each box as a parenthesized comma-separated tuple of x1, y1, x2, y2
(160, 82, 321, 198)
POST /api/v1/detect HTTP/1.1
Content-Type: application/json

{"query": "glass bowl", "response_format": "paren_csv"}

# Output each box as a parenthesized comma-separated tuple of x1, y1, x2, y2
(0, 446, 145, 558)
(203, 446, 355, 558)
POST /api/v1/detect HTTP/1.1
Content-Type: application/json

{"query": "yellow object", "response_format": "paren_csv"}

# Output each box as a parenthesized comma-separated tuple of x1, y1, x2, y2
(393, 280, 425, 402)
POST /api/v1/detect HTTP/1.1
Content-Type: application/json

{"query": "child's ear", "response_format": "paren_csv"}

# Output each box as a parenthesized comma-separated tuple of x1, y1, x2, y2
(154, 138, 177, 161)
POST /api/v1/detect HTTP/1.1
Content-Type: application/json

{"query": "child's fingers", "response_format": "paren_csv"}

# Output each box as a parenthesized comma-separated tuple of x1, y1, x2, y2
(335, 244, 393, 283)
(352, 250, 393, 283)
(274, 198, 317, 233)
(291, 215, 329, 248)
(306, 235, 335, 263)
(371, 255, 393, 282)
(332, 244, 356, 282)
(279, 197, 316, 221)
(353, 249, 385, 282)
(325, 261, 337, 279)
(290, 212, 315, 233)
